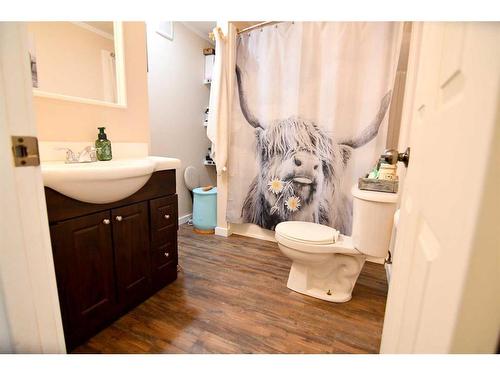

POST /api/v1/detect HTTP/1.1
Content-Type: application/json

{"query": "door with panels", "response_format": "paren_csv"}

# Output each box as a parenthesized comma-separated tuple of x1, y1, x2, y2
(381, 22, 500, 353)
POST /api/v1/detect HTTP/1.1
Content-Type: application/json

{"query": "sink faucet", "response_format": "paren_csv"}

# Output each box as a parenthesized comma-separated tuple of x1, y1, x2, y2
(56, 146, 97, 163)
(78, 146, 98, 163)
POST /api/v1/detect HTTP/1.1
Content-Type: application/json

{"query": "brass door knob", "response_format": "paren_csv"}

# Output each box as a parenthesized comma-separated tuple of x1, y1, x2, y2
(164, 214, 170, 219)
(103, 219, 110, 225)
(115, 216, 123, 222)
(164, 252, 170, 258)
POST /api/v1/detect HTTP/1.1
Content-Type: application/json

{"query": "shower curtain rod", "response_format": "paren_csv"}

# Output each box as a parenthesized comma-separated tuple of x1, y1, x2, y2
(237, 21, 284, 34)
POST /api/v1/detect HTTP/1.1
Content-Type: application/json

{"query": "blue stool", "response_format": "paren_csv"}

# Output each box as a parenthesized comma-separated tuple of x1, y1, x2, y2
(192, 187, 217, 234)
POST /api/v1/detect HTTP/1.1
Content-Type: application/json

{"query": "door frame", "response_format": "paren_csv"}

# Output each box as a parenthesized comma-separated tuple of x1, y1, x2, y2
(0, 22, 66, 353)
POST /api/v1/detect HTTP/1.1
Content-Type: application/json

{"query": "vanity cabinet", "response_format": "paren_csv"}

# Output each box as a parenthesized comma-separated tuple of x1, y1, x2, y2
(45, 170, 178, 351)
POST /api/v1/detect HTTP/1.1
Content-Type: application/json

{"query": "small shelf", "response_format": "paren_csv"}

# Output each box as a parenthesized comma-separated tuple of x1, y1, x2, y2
(203, 160, 216, 166)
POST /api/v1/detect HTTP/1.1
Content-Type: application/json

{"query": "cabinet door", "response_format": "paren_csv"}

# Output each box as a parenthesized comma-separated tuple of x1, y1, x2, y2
(50, 211, 116, 349)
(112, 202, 151, 308)
(150, 195, 178, 291)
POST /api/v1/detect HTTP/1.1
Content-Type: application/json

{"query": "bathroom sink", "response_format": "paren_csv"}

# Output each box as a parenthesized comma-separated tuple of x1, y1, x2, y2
(41, 156, 181, 204)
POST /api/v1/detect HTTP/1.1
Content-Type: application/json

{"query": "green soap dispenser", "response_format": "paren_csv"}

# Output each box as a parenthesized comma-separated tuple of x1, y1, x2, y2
(95, 127, 112, 161)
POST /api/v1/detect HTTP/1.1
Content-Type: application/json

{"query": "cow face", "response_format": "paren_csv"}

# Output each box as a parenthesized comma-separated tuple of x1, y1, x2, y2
(254, 118, 336, 218)
(266, 148, 324, 206)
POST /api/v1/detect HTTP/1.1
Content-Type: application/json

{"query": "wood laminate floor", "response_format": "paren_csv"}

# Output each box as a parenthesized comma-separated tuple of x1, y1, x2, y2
(73, 224, 388, 354)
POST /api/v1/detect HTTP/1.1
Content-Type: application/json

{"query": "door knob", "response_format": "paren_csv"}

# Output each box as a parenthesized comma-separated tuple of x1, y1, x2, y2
(164, 214, 170, 219)
(103, 219, 110, 225)
(164, 252, 170, 258)
(115, 215, 123, 222)
(381, 147, 411, 168)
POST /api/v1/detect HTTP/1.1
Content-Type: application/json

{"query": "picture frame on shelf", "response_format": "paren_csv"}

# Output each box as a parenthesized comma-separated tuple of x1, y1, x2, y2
(156, 22, 174, 41)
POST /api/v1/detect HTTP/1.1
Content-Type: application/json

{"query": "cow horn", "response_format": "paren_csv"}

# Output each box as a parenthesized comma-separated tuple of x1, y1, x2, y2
(235, 65, 263, 129)
(339, 90, 392, 149)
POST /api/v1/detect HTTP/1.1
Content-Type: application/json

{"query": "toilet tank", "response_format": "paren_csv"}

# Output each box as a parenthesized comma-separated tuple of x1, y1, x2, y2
(351, 186, 399, 258)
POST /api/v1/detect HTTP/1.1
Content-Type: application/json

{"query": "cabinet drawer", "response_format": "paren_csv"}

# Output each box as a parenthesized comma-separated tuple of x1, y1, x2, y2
(152, 223, 178, 246)
(151, 240, 178, 292)
(150, 195, 178, 231)
(152, 241, 177, 269)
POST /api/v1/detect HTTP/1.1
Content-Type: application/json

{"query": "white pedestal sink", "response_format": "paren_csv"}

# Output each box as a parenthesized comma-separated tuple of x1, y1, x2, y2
(41, 156, 181, 204)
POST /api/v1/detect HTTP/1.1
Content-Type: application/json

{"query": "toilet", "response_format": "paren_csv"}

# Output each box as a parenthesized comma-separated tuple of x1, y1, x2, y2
(275, 185, 398, 303)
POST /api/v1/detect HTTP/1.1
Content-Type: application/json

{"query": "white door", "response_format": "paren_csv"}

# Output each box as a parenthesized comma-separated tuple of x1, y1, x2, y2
(380, 22, 500, 353)
(0, 23, 66, 353)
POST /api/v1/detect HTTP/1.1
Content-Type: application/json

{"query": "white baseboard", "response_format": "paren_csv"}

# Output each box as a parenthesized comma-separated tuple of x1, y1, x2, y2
(385, 262, 392, 284)
(215, 226, 232, 237)
(179, 213, 192, 225)
(229, 223, 276, 242)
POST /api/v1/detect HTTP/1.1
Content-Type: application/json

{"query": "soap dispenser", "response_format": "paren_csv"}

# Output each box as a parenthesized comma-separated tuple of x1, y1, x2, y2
(95, 127, 112, 161)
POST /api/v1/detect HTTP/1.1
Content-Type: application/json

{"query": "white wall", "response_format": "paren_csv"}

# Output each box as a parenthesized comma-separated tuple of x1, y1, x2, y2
(147, 22, 216, 218)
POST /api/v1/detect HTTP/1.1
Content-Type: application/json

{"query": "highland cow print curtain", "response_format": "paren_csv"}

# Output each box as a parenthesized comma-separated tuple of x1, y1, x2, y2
(227, 22, 402, 235)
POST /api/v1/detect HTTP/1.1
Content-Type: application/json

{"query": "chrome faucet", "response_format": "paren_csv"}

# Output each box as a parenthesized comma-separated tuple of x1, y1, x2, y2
(78, 146, 98, 163)
(57, 146, 97, 163)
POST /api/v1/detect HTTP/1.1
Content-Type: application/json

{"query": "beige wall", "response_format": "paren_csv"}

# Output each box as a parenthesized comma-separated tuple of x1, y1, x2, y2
(28, 22, 115, 101)
(33, 22, 150, 143)
(147, 22, 216, 218)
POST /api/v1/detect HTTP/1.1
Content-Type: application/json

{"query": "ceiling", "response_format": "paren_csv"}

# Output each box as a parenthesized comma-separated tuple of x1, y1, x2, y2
(84, 22, 114, 35)
(181, 22, 216, 43)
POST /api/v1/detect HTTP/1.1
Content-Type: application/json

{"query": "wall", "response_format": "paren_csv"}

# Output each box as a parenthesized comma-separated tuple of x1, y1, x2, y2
(27, 22, 115, 102)
(386, 22, 412, 149)
(33, 22, 150, 143)
(147, 22, 216, 218)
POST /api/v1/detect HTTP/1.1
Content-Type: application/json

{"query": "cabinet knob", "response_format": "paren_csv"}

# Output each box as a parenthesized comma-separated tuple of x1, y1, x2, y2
(164, 252, 169, 258)
(115, 215, 123, 222)
(164, 214, 170, 219)
(103, 219, 110, 225)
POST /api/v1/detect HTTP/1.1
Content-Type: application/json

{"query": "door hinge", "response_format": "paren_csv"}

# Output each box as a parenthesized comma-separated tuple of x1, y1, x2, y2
(11, 136, 40, 167)
(385, 250, 392, 265)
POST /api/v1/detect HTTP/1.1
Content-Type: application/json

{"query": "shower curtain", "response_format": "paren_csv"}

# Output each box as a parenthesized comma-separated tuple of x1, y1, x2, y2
(227, 22, 402, 235)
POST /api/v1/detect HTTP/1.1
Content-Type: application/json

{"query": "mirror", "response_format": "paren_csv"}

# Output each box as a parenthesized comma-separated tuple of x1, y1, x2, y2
(27, 21, 126, 107)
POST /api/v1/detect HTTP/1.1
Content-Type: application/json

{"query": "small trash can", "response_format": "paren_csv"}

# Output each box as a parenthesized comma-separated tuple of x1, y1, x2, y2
(192, 187, 217, 234)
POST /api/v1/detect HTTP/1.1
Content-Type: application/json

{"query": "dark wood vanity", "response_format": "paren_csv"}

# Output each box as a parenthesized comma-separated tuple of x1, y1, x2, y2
(44, 170, 178, 351)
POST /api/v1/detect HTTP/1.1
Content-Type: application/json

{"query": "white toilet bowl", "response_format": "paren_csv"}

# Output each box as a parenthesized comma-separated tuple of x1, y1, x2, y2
(275, 186, 398, 303)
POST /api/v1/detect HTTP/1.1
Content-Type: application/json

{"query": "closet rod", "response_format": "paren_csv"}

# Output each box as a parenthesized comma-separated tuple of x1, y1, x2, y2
(237, 21, 284, 34)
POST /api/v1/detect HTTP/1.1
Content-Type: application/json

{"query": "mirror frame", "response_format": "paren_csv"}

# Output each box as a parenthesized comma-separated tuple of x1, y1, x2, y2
(32, 21, 127, 108)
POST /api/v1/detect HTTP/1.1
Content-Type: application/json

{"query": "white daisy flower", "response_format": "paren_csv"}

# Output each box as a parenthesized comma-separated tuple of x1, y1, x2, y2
(268, 178, 284, 194)
(285, 196, 301, 212)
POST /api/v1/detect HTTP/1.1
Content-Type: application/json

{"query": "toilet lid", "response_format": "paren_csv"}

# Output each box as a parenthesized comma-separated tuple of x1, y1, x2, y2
(275, 221, 338, 245)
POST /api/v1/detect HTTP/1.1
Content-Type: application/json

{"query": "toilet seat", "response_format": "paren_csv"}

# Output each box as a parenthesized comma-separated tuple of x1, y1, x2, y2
(275, 221, 339, 245)
(275, 221, 362, 255)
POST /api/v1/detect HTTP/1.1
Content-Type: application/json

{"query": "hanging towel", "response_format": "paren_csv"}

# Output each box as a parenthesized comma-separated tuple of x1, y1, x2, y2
(206, 26, 229, 175)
